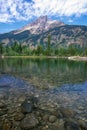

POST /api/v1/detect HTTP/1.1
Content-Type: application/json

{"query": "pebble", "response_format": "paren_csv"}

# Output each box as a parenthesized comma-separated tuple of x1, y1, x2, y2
(0, 101, 6, 108)
(14, 112, 24, 121)
(43, 114, 49, 121)
(49, 115, 57, 123)
(0, 108, 7, 116)
(2, 119, 11, 130)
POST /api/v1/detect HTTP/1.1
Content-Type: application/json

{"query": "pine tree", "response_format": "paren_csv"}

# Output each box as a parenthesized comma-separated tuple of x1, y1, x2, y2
(0, 43, 3, 55)
(47, 34, 51, 56)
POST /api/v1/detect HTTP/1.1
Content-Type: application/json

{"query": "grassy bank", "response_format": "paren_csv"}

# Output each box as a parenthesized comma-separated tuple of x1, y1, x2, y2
(1, 55, 87, 62)
(0, 55, 68, 59)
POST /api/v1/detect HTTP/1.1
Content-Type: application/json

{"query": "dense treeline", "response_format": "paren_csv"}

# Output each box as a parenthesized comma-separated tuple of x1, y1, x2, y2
(0, 36, 87, 56)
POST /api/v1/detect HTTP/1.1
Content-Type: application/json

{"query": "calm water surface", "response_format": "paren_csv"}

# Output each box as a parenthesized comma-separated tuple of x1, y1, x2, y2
(0, 58, 87, 88)
(0, 58, 87, 119)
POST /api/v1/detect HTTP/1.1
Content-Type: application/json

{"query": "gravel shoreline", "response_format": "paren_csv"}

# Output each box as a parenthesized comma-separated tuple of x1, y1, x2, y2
(68, 56, 87, 61)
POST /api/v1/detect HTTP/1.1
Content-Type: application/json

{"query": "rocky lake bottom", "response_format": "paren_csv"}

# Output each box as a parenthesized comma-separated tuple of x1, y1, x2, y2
(0, 74, 87, 130)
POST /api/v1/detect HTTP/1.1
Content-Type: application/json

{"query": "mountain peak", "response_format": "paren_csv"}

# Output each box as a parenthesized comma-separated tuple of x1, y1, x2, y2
(14, 16, 65, 34)
(30, 15, 48, 27)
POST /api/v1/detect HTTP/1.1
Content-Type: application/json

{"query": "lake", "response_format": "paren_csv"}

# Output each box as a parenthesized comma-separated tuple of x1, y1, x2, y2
(0, 58, 87, 88)
(0, 58, 87, 129)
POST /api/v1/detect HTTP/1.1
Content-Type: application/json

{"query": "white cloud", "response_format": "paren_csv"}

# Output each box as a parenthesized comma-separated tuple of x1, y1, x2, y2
(68, 19, 74, 23)
(0, 0, 87, 23)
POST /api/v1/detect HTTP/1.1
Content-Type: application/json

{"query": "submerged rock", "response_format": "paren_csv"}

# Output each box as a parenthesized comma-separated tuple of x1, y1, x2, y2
(2, 119, 11, 130)
(0, 101, 7, 108)
(43, 114, 49, 121)
(0, 101, 7, 116)
(64, 119, 80, 130)
(49, 115, 57, 123)
(48, 125, 60, 130)
(20, 113, 39, 129)
(60, 108, 75, 118)
(53, 119, 65, 130)
(14, 112, 24, 121)
(0, 118, 3, 130)
(77, 119, 87, 130)
(21, 100, 33, 114)
(0, 108, 8, 116)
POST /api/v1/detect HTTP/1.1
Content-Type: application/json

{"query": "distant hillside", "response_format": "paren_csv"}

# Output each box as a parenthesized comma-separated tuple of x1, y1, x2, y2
(0, 16, 87, 48)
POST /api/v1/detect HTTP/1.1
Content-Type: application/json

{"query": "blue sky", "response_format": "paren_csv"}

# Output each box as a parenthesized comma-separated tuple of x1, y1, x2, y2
(0, 0, 87, 33)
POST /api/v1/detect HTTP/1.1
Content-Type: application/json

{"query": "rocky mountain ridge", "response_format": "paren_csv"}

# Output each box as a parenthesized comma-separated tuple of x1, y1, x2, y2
(0, 16, 87, 48)
(13, 16, 65, 35)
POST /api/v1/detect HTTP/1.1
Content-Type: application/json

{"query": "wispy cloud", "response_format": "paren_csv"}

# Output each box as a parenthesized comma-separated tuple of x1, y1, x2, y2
(0, 0, 87, 23)
(68, 19, 74, 23)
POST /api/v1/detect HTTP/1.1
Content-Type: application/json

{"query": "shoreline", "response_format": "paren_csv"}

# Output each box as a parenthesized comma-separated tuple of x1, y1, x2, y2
(0, 55, 87, 61)
(0, 55, 68, 59)
(68, 56, 87, 61)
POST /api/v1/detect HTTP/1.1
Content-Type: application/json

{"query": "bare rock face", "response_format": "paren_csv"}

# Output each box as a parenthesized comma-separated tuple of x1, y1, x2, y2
(30, 16, 48, 26)
(14, 16, 65, 34)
